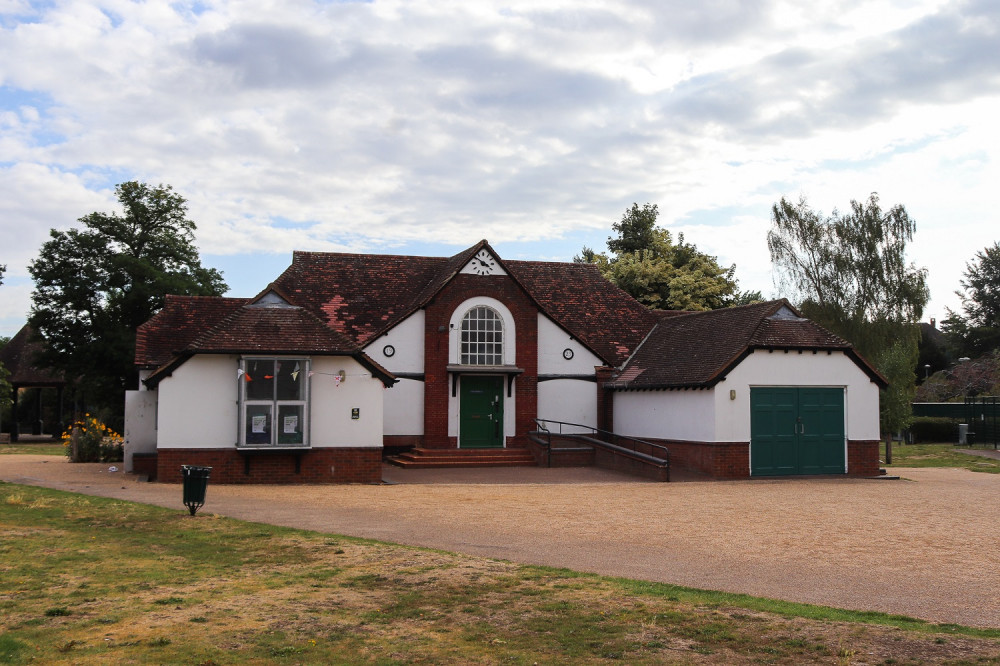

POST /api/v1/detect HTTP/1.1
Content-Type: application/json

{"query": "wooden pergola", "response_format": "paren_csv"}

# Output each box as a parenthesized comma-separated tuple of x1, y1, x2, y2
(0, 325, 66, 441)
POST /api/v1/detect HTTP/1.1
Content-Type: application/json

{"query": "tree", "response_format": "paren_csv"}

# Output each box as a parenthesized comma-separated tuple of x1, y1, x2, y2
(944, 242, 1000, 357)
(607, 203, 660, 255)
(0, 266, 10, 419)
(28, 181, 227, 419)
(579, 203, 739, 311)
(768, 193, 929, 434)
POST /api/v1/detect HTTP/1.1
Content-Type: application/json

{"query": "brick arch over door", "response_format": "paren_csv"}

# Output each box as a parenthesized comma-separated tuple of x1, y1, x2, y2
(423, 277, 539, 450)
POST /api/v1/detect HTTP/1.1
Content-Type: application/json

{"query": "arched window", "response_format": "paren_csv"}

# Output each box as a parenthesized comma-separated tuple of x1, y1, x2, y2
(461, 306, 504, 365)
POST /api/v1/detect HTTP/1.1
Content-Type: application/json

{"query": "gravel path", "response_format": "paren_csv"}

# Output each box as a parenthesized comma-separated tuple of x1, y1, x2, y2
(2, 455, 998, 628)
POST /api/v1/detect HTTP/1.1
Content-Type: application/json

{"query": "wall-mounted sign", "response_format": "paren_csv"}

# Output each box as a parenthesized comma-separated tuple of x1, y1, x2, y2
(351, 408, 360, 420)
(383, 344, 395, 357)
(562, 348, 574, 360)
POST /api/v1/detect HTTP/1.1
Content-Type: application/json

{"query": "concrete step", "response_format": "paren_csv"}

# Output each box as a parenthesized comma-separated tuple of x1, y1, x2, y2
(387, 447, 537, 468)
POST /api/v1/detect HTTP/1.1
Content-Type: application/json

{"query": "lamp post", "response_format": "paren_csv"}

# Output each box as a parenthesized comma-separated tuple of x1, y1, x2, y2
(924, 364, 931, 380)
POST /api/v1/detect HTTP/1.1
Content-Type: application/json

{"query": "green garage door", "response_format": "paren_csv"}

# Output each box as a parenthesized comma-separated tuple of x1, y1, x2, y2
(751, 387, 845, 476)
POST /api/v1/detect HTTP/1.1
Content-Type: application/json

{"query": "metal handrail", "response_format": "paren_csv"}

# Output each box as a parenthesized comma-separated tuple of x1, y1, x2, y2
(529, 418, 670, 477)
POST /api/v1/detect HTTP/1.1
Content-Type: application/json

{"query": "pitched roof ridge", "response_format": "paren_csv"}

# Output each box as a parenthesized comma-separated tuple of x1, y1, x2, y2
(409, 240, 490, 308)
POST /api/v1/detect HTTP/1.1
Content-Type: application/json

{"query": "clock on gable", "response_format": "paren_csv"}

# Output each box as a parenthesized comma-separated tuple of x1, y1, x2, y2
(468, 249, 500, 276)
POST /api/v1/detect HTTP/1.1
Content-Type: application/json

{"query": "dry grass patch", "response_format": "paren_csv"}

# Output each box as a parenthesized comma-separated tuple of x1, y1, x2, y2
(1, 482, 999, 664)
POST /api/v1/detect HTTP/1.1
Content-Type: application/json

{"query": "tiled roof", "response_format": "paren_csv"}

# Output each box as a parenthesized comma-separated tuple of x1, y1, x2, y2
(188, 303, 361, 355)
(610, 300, 886, 389)
(0, 325, 65, 386)
(138, 245, 881, 391)
(270, 240, 654, 365)
(506, 260, 658, 365)
(136, 295, 247, 367)
(140, 297, 395, 388)
(271, 249, 453, 345)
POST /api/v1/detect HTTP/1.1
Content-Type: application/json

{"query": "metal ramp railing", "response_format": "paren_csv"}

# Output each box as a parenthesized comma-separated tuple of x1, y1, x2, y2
(528, 419, 669, 482)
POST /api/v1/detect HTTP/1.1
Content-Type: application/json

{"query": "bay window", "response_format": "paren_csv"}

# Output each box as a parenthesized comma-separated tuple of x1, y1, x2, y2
(239, 358, 309, 448)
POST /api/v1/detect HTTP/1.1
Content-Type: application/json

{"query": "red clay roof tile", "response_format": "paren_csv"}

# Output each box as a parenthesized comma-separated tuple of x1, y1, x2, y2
(610, 300, 886, 389)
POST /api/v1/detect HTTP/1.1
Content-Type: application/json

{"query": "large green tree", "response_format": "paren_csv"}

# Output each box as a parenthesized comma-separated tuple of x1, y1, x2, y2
(578, 203, 739, 311)
(28, 181, 227, 418)
(768, 193, 929, 433)
(943, 242, 1000, 357)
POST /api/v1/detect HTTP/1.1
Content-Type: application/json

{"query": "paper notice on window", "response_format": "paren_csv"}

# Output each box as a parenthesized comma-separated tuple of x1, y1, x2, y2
(283, 415, 298, 434)
(251, 415, 267, 433)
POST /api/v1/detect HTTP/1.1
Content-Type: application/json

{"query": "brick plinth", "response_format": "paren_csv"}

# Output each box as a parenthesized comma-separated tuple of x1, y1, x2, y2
(653, 439, 750, 479)
(646, 438, 882, 479)
(132, 453, 158, 481)
(847, 439, 881, 476)
(156, 447, 382, 484)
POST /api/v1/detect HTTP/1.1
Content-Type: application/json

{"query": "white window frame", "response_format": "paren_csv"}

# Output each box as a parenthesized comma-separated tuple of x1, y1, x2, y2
(238, 357, 311, 448)
(460, 306, 505, 365)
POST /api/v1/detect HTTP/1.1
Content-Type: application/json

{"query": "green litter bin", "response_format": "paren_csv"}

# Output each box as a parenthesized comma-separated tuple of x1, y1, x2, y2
(181, 465, 212, 516)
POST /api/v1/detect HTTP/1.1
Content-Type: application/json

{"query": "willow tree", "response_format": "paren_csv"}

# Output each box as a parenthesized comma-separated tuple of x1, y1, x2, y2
(768, 193, 929, 433)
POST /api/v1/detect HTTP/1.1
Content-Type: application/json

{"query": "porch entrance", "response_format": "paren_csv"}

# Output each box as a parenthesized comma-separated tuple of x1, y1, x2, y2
(459, 375, 504, 448)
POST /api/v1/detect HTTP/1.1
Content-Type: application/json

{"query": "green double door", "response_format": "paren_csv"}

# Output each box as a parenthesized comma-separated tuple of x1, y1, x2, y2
(750, 387, 845, 476)
(459, 376, 504, 448)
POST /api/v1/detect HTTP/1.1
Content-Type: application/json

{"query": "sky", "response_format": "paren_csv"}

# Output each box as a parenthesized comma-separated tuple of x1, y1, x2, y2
(1, 0, 998, 339)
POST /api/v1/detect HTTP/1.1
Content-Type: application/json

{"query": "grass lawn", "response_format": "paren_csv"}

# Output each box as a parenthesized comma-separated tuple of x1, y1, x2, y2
(2, 483, 999, 664)
(0, 441, 66, 456)
(885, 443, 1000, 473)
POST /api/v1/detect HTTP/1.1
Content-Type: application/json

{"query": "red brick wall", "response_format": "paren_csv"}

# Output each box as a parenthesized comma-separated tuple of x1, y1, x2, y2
(595, 367, 614, 433)
(645, 438, 882, 479)
(651, 439, 750, 479)
(156, 447, 382, 484)
(847, 439, 881, 476)
(422, 274, 539, 450)
(132, 453, 158, 481)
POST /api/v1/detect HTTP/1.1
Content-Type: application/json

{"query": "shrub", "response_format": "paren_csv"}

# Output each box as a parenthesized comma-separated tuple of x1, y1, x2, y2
(62, 414, 124, 463)
(907, 417, 957, 444)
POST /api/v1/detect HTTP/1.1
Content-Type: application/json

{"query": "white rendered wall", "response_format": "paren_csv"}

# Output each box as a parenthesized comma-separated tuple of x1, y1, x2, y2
(537, 314, 602, 375)
(310, 356, 384, 448)
(447, 297, 516, 443)
(715, 349, 880, 441)
(613, 350, 880, 444)
(157, 355, 239, 448)
(537, 379, 597, 432)
(364, 310, 425, 436)
(381, 378, 424, 436)
(123, 389, 157, 471)
(614, 390, 716, 442)
(365, 310, 424, 373)
(155, 354, 385, 450)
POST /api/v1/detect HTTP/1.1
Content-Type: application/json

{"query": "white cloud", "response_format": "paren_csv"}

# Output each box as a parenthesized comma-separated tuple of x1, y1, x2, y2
(0, 0, 997, 337)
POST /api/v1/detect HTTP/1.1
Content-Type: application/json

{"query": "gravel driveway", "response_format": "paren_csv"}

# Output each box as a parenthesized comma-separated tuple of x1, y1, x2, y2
(2, 455, 998, 628)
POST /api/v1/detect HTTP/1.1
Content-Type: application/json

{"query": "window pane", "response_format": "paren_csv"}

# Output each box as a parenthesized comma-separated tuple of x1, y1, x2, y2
(277, 404, 304, 445)
(245, 404, 272, 446)
(276, 360, 303, 400)
(460, 306, 503, 365)
(245, 359, 274, 400)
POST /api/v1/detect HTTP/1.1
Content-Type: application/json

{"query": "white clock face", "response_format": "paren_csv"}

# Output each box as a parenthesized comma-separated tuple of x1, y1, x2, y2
(470, 250, 498, 275)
